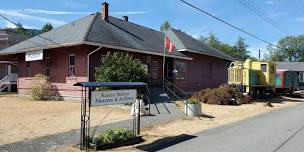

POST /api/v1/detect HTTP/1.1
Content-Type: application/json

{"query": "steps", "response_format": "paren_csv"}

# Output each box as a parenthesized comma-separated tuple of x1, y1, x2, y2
(148, 87, 183, 115)
(0, 76, 9, 92)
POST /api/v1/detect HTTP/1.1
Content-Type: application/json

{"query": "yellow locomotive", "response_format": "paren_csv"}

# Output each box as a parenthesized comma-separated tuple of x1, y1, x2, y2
(228, 59, 276, 96)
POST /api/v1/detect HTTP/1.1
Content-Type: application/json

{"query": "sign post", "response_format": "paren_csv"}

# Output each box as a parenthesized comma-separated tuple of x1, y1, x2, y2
(74, 82, 148, 150)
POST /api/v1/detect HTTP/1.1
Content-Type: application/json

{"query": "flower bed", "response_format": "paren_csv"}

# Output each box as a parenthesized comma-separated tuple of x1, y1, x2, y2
(91, 128, 143, 150)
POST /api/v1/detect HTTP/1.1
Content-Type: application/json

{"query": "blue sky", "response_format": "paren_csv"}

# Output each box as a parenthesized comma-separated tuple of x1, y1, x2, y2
(0, 0, 303, 58)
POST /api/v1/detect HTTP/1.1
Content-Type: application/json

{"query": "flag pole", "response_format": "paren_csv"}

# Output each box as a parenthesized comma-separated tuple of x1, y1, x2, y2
(162, 32, 166, 92)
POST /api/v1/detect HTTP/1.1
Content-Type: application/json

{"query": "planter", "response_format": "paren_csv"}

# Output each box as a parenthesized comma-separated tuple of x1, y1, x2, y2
(91, 136, 144, 150)
(184, 103, 201, 117)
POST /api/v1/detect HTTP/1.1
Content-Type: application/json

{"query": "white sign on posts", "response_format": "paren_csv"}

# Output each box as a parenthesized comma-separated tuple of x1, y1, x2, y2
(25, 50, 43, 61)
(91, 89, 137, 106)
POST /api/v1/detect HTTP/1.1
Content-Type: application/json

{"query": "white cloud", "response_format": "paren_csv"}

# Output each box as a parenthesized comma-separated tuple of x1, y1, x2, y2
(24, 9, 90, 15)
(0, 9, 66, 26)
(4, 21, 16, 28)
(24, 9, 148, 15)
(111, 11, 149, 15)
(265, 1, 276, 5)
(4, 21, 37, 29)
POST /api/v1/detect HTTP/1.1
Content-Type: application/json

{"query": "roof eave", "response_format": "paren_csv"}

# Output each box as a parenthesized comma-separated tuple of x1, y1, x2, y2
(178, 48, 234, 61)
(84, 41, 193, 60)
(0, 41, 193, 61)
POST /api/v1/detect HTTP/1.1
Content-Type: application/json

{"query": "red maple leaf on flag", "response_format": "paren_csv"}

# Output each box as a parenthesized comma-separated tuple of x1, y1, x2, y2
(165, 36, 176, 53)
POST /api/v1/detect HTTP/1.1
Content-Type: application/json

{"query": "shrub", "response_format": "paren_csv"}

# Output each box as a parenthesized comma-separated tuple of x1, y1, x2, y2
(92, 128, 134, 145)
(95, 52, 148, 83)
(31, 74, 60, 101)
(187, 98, 200, 104)
(192, 85, 252, 105)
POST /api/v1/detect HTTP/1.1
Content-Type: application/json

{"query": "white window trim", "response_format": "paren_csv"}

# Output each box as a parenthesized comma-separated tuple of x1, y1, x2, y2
(68, 54, 76, 77)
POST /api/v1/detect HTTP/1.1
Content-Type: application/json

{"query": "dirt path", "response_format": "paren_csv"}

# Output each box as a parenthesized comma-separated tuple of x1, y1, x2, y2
(0, 95, 132, 145)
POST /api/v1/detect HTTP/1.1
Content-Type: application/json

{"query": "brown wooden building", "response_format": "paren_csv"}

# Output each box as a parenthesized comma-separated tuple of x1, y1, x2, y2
(0, 3, 233, 99)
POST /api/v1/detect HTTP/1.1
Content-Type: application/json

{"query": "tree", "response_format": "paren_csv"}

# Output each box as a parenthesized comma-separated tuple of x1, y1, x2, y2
(233, 37, 250, 61)
(267, 35, 304, 62)
(198, 33, 237, 58)
(95, 52, 148, 83)
(15, 23, 33, 36)
(42, 23, 53, 33)
(160, 20, 171, 32)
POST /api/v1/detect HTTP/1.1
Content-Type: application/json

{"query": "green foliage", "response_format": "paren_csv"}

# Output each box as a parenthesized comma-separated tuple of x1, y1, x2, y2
(92, 128, 134, 145)
(198, 33, 251, 60)
(160, 20, 171, 32)
(14, 23, 33, 36)
(187, 98, 200, 104)
(266, 35, 304, 62)
(192, 85, 252, 105)
(41, 23, 53, 33)
(233, 37, 250, 61)
(31, 74, 60, 101)
(94, 52, 147, 83)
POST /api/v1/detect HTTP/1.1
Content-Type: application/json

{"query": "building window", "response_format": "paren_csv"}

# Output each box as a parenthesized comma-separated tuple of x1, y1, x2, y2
(299, 72, 304, 82)
(45, 57, 51, 77)
(68, 55, 75, 77)
(175, 62, 185, 80)
(151, 61, 158, 79)
(134, 58, 141, 63)
(25, 61, 30, 77)
(261, 64, 267, 72)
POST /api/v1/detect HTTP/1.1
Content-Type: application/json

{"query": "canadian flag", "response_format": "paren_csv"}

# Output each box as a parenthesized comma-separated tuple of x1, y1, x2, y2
(165, 36, 176, 53)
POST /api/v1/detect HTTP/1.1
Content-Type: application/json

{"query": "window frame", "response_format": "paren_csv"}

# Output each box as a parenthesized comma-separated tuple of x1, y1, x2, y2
(261, 64, 267, 73)
(299, 72, 304, 82)
(68, 54, 76, 77)
(151, 61, 159, 80)
(175, 61, 186, 80)
(25, 61, 31, 77)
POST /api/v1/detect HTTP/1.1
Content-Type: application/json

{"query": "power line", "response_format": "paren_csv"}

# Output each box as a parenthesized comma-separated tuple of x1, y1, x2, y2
(238, 0, 290, 35)
(179, 0, 281, 49)
(0, 14, 71, 52)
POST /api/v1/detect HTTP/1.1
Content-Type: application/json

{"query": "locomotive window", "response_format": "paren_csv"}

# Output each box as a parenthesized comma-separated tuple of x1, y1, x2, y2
(261, 64, 267, 72)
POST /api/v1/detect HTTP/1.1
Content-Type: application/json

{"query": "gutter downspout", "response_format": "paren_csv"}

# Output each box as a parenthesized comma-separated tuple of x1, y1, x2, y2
(87, 46, 102, 81)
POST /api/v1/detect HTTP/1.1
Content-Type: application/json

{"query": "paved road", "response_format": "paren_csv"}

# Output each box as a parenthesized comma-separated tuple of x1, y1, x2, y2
(160, 103, 304, 152)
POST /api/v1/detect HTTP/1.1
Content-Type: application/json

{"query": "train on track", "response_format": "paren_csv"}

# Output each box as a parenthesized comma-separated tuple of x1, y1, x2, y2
(228, 59, 299, 97)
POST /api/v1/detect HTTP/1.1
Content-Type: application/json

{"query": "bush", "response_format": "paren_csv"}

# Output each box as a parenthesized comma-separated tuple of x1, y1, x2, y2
(192, 85, 252, 105)
(187, 98, 200, 104)
(31, 74, 60, 101)
(95, 52, 148, 83)
(92, 128, 134, 145)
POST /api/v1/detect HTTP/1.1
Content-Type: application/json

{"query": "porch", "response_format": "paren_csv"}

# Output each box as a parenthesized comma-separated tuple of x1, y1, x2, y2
(0, 61, 17, 92)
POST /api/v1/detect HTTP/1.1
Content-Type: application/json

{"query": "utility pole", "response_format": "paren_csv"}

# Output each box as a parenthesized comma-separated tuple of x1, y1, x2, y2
(258, 49, 261, 61)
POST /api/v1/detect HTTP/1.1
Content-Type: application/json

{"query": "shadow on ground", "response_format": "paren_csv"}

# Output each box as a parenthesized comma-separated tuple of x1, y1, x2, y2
(135, 134, 196, 152)
(255, 96, 304, 104)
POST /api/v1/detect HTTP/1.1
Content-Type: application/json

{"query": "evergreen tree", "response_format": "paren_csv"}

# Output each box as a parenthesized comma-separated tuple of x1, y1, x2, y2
(160, 20, 171, 32)
(42, 23, 53, 33)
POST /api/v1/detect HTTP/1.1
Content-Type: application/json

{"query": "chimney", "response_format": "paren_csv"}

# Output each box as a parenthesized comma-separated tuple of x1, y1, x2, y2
(101, 2, 109, 20)
(122, 16, 128, 22)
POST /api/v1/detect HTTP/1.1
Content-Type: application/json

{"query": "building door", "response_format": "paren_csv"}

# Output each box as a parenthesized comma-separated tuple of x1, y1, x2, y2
(165, 58, 174, 83)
